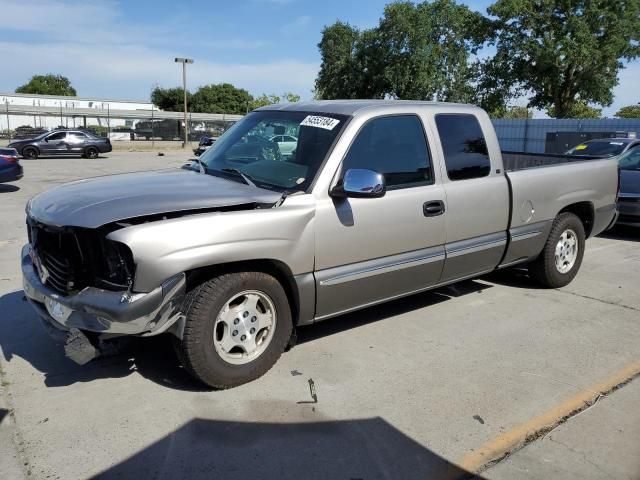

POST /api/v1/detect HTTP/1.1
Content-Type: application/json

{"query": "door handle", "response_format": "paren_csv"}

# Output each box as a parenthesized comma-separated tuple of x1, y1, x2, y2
(423, 200, 445, 217)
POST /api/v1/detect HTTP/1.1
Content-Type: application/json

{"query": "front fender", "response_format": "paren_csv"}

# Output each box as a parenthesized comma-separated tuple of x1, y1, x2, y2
(107, 194, 316, 292)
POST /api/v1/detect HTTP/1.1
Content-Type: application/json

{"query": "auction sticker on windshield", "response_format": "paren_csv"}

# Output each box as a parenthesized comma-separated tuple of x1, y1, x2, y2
(300, 115, 340, 130)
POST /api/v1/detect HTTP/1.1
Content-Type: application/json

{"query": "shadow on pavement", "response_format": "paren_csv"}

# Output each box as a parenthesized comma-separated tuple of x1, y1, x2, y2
(93, 416, 484, 480)
(0, 280, 493, 392)
(598, 225, 639, 242)
(0, 184, 20, 193)
(298, 279, 492, 345)
(481, 267, 543, 290)
(0, 290, 206, 392)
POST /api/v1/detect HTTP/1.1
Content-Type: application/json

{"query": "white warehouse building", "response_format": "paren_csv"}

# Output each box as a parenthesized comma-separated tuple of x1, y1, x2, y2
(0, 92, 155, 131)
(0, 92, 242, 141)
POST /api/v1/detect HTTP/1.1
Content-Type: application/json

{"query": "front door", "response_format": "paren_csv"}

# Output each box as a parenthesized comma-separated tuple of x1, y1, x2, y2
(314, 114, 446, 320)
(40, 131, 68, 155)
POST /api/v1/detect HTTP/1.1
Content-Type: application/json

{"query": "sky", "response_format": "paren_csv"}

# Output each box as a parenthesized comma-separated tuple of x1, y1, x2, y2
(0, 0, 637, 117)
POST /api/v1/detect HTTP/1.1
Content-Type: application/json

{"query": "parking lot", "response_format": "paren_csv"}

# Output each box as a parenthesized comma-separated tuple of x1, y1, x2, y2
(0, 152, 639, 479)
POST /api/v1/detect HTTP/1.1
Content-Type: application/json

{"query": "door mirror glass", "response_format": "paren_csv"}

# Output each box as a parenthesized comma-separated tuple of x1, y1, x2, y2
(331, 168, 386, 198)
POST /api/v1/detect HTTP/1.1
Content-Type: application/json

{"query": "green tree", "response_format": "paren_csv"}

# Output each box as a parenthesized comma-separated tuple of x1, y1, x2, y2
(151, 87, 191, 111)
(315, 1, 490, 101)
(489, 105, 533, 119)
(488, 0, 640, 118)
(547, 101, 602, 119)
(315, 21, 364, 99)
(615, 104, 640, 118)
(250, 94, 281, 110)
(283, 92, 301, 102)
(15, 74, 76, 96)
(190, 83, 253, 115)
(377, 0, 489, 102)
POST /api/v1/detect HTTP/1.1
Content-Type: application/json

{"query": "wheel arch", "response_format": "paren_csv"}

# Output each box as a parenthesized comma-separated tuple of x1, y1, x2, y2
(183, 259, 308, 328)
(558, 201, 594, 237)
(22, 144, 39, 155)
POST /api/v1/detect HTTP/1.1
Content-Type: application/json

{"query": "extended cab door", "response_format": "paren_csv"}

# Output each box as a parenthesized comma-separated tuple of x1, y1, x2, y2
(313, 114, 447, 320)
(432, 111, 510, 282)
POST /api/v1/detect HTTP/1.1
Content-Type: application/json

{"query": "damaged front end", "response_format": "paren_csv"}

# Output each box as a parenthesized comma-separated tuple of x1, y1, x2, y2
(27, 217, 136, 295)
(22, 217, 187, 364)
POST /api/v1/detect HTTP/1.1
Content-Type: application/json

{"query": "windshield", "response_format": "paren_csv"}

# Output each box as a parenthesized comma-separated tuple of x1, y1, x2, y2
(618, 147, 640, 171)
(566, 140, 628, 157)
(198, 110, 348, 192)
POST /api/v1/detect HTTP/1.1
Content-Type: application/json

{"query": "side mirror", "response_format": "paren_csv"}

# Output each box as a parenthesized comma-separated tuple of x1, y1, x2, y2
(331, 168, 386, 199)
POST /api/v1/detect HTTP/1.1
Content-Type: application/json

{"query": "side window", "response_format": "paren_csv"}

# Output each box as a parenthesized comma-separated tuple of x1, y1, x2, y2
(435, 114, 491, 181)
(342, 115, 432, 189)
(47, 132, 67, 141)
(68, 132, 87, 140)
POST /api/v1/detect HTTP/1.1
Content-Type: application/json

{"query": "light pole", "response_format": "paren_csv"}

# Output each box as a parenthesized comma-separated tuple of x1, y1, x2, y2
(175, 57, 194, 148)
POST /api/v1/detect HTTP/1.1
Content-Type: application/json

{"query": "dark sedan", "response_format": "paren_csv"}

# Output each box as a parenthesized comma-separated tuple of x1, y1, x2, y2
(194, 136, 216, 156)
(8, 129, 112, 160)
(566, 138, 640, 158)
(0, 148, 23, 183)
(617, 147, 640, 227)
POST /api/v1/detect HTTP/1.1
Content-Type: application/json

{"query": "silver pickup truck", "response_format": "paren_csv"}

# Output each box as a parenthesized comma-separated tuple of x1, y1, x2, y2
(22, 101, 619, 388)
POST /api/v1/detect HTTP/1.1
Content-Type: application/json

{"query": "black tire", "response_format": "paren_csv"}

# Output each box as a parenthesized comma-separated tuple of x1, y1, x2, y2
(528, 212, 585, 288)
(174, 271, 292, 389)
(22, 147, 38, 160)
(85, 147, 99, 159)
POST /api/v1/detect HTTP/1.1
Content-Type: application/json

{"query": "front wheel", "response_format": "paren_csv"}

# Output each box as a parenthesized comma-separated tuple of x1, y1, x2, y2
(22, 147, 38, 159)
(528, 212, 585, 288)
(175, 271, 292, 389)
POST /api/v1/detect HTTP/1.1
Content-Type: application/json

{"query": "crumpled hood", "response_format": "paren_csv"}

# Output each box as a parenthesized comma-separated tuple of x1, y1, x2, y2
(28, 168, 282, 228)
(620, 170, 640, 196)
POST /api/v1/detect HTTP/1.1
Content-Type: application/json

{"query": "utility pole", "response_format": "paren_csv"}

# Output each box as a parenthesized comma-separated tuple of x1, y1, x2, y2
(175, 57, 194, 148)
(5, 101, 10, 141)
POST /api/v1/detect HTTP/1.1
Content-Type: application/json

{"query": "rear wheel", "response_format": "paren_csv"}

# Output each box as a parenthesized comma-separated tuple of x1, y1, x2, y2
(529, 212, 585, 288)
(22, 147, 38, 159)
(174, 271, 292, 389)
(84, 147, 99, 159)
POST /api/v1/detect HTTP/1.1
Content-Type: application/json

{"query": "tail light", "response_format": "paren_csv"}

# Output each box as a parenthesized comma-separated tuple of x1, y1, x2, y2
(0, 154, 19, 163)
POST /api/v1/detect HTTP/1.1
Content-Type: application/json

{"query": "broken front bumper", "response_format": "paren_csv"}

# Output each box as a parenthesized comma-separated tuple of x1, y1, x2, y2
(21, 244, 186, 337)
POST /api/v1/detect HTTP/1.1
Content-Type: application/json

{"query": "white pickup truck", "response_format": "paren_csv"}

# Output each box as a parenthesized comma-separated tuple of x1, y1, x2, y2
(22, 101, 619, 388)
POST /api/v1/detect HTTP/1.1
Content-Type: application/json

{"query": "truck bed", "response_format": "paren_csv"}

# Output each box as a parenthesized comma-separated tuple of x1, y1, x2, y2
(502, 151, 607, 172)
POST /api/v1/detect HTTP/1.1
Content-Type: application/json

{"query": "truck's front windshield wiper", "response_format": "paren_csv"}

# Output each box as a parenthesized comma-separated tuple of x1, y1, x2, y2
(189, 158, 206, 174)
(220, 168, 257, 188)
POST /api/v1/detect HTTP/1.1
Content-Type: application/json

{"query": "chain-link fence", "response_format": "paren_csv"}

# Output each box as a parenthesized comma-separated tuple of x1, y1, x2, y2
(492, 118, 640, 154)
(0, 99, 242, 149)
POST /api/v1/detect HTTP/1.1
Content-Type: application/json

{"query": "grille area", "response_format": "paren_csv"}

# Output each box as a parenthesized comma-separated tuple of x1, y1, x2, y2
(27, 217, 135, 296)
(28, 220, 89, 295)
(41, 249, 76, 293)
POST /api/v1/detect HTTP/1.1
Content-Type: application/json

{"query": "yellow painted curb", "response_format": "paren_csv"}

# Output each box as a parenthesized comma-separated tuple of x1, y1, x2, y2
(459, 361, 640, 474)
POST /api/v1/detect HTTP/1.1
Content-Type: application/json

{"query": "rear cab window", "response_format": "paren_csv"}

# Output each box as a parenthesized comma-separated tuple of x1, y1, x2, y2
(342, 115, 433, 189)
(435, 114, 491, 181)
